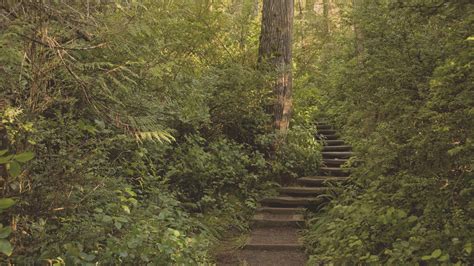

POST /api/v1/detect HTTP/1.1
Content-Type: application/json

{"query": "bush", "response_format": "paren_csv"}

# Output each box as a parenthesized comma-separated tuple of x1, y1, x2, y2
(165, 135, 267, 212)
(258, 125, 322, 181)
(301, 1, 474, 264)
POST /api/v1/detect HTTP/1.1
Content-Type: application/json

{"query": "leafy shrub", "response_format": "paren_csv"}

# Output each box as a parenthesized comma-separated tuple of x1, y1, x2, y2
(305, 173, 473, 264)
(258, 125, 322, 181)
(300, 1, 474, 264)
(0, 1, 273, 264)
(165, 135, 267, 212)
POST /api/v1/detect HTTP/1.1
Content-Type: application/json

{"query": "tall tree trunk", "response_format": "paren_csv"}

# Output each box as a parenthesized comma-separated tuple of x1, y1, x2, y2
(323, 0, 330, 34)
(258, 0, 294, 134)
(352, 0, 364, 64)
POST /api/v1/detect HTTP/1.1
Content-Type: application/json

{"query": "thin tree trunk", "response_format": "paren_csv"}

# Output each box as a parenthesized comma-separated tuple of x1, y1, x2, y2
(0, 99, 8, 194)
(352, 0, 364, 64)
(323, 0, 330, 34)
(258, 0, 294, 133)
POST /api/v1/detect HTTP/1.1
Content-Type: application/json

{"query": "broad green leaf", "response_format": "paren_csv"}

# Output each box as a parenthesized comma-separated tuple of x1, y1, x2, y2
(0, 239, 13, 256)
(431, 249, 442, 258)
(13, 151, 35, 163)
(0, 198, 15, 210)
(0, 150, 7, 156)
(114, 221, 122, 230)
(102, 215, 113, 223)
(0, 227, 12, 238)
(124, 187, 137, 197)
(7, 161, 21, 177)
(421, 255, 432, 261)
(438, 254, 449, 262)
(464, 242, 472, 254)
(0, 155, 13, 164)
(407, 215, 418, 223)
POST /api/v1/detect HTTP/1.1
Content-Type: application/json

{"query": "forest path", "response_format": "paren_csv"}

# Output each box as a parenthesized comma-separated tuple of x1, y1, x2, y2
(216, 121, 352, 265)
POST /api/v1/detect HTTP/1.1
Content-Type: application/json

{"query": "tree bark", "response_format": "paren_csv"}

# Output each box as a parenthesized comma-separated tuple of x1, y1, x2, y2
(0, 99, 8, 191)
(352, 0, 364, 64)
(323, 0, 330, 34)
(258, 0, 294, 133)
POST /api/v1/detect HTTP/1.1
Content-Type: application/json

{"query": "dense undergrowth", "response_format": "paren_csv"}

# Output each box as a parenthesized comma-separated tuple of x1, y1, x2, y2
(1, 1, 471, 265)
(299, 1, 474, 264)
(0, 1, 321, 264)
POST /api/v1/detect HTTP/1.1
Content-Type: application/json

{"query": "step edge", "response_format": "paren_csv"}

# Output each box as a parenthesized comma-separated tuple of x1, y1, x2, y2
(243, 243, 304, 250)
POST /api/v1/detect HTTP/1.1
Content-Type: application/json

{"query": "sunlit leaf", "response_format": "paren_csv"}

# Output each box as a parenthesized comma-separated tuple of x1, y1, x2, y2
(0, 198, 15, 210)
(13, 151, 35, 163)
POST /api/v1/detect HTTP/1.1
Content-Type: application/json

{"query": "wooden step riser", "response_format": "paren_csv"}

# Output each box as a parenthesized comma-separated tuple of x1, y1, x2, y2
(323, 140, 345, 146)
(322, 152, 353, 159)
(323, 159, 348, 166)
(318, 130, 336, 135)
(297, 181, 347, 187)
(316, 125, 332, 130)
(322, 146, 351, 152)
(317, 134, 339, 140)
(298, 180, 334, 186)
(279, 187, 328, 194)
(323, 162, 347, 167)
(261, 201, 321, 208)
(251, 220, 304, 228)
(279, 191, 327, 197)
(297, 177, 349, 186)
(321, 170, 350, 177)
(257, 207, 305, 215)
(244, 243, 303, 251)
(262, 202, 310, 208)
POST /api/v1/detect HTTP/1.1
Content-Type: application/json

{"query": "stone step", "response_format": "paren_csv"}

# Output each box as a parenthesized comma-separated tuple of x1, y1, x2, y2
(317, 129, 336, 135)
(260, 196, 321, 207)
(323, 158, 348, 166)
(251, 213, 304, 228)
(320, 167, 351, 176)
(317, 134, 339, 140)
(279, 186, 328, 196)
(244, 243, 304, 251)
(322, 145, 351, 152)
(322, 151, 353, 158)
(256, 207, 306, 215)
(323, 140, 345, 146)
(297, 176, 349, 186)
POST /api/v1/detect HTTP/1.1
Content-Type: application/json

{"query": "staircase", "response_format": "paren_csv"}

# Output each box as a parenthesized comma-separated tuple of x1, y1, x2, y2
(217, 121, 352, 265)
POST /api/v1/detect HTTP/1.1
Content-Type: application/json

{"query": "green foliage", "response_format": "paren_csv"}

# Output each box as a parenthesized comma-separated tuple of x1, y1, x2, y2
(0, 0, 281, 264)
(165, 135, 266, 211)
(0, 198, 15, 257)
(299, 1, 474, 264)
(262, 126, 322, 180)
